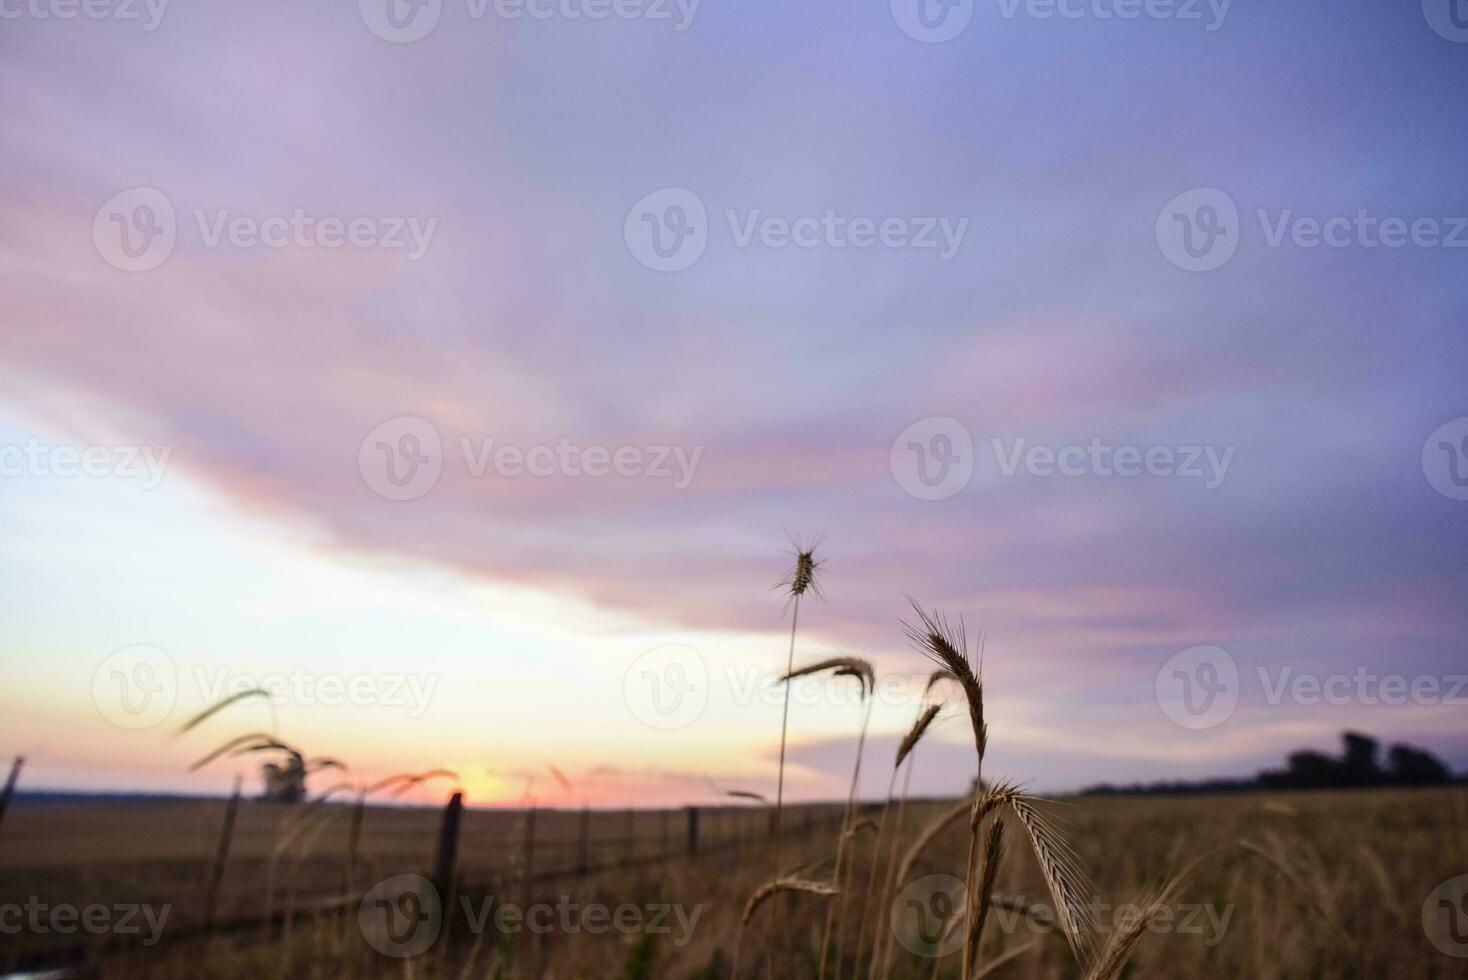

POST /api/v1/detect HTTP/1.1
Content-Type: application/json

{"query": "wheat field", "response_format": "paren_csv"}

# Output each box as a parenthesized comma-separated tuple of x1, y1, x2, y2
(2, 785, 1464, 978)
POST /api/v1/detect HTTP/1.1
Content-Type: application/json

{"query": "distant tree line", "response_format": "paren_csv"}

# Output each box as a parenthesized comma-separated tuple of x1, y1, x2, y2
(1083, 731, 1460, 796)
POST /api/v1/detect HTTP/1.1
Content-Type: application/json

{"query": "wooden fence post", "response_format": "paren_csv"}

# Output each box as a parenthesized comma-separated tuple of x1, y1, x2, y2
(203, 775, 242, 931)
(662, 808, 671, 859)
(346, 792, 366, 893)
(519, 805, 537, 916)
(434, 792, 464, 903)
(577, 805, 590, 876)
(624, 807, 634, 861)
(0, 756, 23, 835)
(685, 806, 699, 856)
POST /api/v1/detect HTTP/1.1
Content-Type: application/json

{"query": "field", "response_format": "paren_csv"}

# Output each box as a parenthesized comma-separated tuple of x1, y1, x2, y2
(3, 786, 1465, 978)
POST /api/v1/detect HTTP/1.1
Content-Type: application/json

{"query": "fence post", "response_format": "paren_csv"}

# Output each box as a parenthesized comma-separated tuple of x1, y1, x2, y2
(624, 807, 634, 862)
(203, 775, 242, 931)
(0, 756, 23, 835)
(434, 792, 464, 907)
(347, 793, 366, 893)
(577, 805, 590, 876)
(685, 806, 699, 856)
(519, 805, 537, 921)
(661, 807, 670, 859)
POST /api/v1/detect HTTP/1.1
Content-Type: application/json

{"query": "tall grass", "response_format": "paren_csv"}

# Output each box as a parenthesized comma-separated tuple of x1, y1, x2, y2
(772, 538, 822, 878)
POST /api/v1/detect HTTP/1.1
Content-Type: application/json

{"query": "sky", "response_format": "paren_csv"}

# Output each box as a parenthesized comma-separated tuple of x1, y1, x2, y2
(1, 1, 1466, 807)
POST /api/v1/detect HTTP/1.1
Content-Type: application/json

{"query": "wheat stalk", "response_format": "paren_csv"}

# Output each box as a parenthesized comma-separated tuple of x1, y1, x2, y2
(176, 688, 271, 735)
(1082, 855, 1205, 980)
(964, 816, 1007, 972)
(772, 536, 822, 883)
(189, 732, 278, 771)
(896, 704, 942, 770)
(728, 790, 769, 805)
(779, 656, 874, 698)
(743, 876, 840, 924)
(849, 704, 941, 979)
(733, 876, 838, 979)
(901, 600, 985, 765)
(823, 670, 875, 980)
(901, 599, 987, 978)
(1007, 794, 1099, 966)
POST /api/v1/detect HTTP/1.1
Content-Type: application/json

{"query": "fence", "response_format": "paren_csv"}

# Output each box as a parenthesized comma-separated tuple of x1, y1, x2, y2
(0, 765, 855, 972)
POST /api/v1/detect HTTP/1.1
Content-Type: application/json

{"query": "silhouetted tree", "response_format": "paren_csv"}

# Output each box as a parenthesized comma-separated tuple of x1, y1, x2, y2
(1388, 744, 1450, 785)
(1341, 731, 1381, 785)
(1085, 731, 1460, 796)
(1285, 750, 1345, 788)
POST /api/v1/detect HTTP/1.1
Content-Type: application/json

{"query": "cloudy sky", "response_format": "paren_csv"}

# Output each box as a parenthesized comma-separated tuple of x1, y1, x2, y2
(1, 1, 1465, 806)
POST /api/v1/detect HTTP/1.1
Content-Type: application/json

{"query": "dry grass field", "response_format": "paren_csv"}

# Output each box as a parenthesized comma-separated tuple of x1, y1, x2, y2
(3, 785, 1464, 978)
